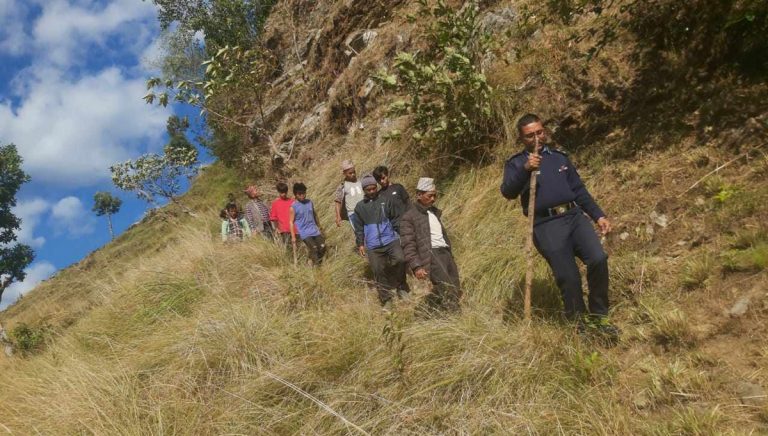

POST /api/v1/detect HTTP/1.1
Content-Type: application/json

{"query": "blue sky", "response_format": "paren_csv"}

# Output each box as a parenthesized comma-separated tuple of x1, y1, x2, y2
(0, 0, 192, 309)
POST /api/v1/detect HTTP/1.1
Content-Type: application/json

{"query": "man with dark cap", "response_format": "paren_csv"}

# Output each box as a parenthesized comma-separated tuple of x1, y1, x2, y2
(353, 174, 409, 310)
(400, 177, 461, 313)
(500, 113, 619, 339)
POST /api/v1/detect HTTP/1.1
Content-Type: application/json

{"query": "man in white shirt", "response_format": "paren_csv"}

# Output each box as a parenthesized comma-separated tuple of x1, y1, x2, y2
(399, 177, 461, 313)
(334, 159, 365, 234)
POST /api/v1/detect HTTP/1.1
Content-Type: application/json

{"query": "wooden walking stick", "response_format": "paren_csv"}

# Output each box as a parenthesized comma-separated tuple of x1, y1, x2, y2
(523, 137, 540, 321)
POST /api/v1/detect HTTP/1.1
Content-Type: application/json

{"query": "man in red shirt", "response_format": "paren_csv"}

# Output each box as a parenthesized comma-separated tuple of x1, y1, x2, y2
(269, 182, 294, 245)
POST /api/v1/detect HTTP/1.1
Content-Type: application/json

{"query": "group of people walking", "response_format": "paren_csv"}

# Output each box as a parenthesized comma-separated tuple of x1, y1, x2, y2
(220, 159, 461, 314)
(220, 113, 619, 336)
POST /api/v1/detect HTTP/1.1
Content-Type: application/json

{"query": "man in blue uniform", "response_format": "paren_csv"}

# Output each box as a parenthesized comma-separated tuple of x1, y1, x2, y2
(500, 113, 619, 338)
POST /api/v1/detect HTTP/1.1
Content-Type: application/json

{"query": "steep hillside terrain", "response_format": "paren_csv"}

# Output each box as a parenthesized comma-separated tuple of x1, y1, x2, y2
(1, 0, 766, 434)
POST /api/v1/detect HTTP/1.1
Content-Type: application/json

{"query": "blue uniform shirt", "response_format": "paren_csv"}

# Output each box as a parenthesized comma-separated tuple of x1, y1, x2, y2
(500, 146, 605, 222)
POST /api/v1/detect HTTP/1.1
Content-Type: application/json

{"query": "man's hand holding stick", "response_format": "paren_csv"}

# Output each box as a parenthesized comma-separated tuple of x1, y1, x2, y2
(523, 137, 541, 321)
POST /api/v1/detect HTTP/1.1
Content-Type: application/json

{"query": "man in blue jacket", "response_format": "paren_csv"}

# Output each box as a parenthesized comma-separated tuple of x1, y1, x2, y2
(353, 174, 409, 309)
(501, 113, 618, 338)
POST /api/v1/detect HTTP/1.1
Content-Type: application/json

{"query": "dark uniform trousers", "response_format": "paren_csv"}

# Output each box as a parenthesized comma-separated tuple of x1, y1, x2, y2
(426, 247, 462, 311)
(303, 235, 326, 266)
(367, 241, 407, 304)
(533, 209, 609, 318)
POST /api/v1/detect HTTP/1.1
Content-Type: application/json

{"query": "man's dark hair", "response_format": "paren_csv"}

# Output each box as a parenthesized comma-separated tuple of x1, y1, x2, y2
(292, 182, 307, 195)
(225, 202, 239, 214)
(516, 113, 542, 134)
(372, 165, 389, 182)
(276, 182, 288, 193)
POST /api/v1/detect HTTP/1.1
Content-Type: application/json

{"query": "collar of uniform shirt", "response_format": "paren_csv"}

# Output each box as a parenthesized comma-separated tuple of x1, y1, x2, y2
(523, 145, 552, 156)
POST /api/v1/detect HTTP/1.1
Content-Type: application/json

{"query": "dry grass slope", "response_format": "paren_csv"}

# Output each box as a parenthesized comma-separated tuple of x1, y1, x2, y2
(0, 144, 766, 434)
(1, 0, 767, 433)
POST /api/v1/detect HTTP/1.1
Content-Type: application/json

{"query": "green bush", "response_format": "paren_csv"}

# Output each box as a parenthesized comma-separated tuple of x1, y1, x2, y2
(372, 0, 496, 163)
(10, 323, 49, 355)
(721, 243, 768, 273)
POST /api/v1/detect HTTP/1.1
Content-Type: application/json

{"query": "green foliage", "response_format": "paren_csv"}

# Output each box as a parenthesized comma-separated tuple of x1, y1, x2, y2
(568, 349, 614, 384)
(92, 192, 122, 217)
(10, 322, 49, 355)
(144, 29, 207, 84)
(93, 191, 122, 240)
(712, 184, 738, 204)
(0, 144, 34, 303)
(110, 117, 199, 210)
(145, 45, 278, 169)
(721, 243, 768, 273)
(144, 1, 278, 166)
(372, 0, 496, 162)
(150, 0, 276, 51)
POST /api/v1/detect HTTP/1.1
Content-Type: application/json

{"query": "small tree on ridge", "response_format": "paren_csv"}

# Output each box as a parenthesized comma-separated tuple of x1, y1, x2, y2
(92, 192, 122, 240)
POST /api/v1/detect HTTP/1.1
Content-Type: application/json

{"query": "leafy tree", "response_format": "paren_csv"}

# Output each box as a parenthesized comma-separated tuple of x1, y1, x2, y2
(110, 116, 199, 215)
(150, 0, 276, 51)
(144, 1, 279, 167)
(145, 44, 277, 128)
(0, 144, 34, 304)
(92, 192, 123, 240)
(372, 0, 496, 163)
(143, 29, 208, 84)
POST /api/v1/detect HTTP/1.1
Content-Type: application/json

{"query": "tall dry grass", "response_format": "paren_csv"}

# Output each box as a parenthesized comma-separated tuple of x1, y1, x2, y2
(0, 141, 765, 434)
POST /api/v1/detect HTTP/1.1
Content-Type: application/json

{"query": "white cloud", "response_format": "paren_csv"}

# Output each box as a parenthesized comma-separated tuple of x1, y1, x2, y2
(0, 261, 57, 310)
(50, 196, 95, 237)
(0, 0, 29, 55)
(32, 0, 158, 67)
(0, 0, 175, 188)
(12, 198, 50, 248)
(0, 67, 171, 187)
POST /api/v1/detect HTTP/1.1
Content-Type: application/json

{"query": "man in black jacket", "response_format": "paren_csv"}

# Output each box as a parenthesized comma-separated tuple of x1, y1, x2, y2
(353, 174, 409, 309)
(400, 177, 461, 313)
(372, 165, 409, 222)
(500, 113, 618, 338)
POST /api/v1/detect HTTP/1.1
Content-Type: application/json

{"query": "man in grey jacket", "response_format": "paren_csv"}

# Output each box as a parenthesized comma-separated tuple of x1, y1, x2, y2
(399, 177, 461, 313)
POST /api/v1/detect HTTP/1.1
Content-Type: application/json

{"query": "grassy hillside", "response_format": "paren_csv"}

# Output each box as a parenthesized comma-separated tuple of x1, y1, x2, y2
(1, 0, 767, 434)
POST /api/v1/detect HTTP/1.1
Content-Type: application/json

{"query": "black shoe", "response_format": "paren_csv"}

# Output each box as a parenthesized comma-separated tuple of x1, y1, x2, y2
(597, 322, 621, 340)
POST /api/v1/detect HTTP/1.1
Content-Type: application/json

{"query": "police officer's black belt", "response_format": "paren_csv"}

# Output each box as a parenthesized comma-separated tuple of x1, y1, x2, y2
(537, 201, 578, 218)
